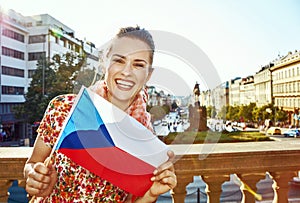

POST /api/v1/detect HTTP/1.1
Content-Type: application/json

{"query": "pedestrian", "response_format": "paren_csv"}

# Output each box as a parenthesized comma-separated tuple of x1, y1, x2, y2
(173, 121, 177, 132)
(24, 26, 177, 203)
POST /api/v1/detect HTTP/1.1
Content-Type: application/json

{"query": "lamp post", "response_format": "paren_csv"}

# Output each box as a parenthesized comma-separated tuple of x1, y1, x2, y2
(42, 35, 45, 96)
(42, 29, 51, 96)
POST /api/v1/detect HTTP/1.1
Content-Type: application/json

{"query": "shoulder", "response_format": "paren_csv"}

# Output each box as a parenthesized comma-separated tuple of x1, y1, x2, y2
(47, 94, 77, 111)
(37, 94, 77, 147)
(43, 93, 77, 127)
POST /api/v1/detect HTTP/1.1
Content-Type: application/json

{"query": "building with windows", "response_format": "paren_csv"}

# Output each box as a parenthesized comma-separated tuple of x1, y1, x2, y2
(239, 76, 255, 105)
(228, 77, 242, 106)
(271, 50, 300, 124)
(0, 8, 99, 140)
(210, 81, 228, 113)
(253, 64, 273, 107)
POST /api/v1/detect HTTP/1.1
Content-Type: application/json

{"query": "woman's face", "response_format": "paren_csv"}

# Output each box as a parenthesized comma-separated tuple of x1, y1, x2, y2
(105, 37, 153, 109)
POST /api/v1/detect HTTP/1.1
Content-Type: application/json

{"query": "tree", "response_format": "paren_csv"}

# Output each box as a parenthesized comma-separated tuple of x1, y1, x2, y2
(218, 105, 229, 120)
(207, 106, 217, 118)
(14, 52, 85, 124)
(226, 105, 240, 121)
(51, 52, 85, 96)
(238, 103, 256, 122)
(275, 108, 288, 123)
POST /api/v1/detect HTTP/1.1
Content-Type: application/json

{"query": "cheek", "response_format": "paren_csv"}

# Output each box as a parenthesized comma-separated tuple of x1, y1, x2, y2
(136, 72, 149, 84)
(105, 65, 117, 78)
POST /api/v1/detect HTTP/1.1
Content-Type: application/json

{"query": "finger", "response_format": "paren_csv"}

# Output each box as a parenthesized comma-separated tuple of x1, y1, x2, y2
(154, 161, 174, 175)
(167, 150, 175, 162)
(26, 185, 41, 196)
(153, 150, 176, 176)
(33, 163, 50, 175)
(26, 175, 50, 190)
(44, 156, 55, 169)
(28, 170, 52, 184)
(152, 170, 175, 182)
(151, 172, 177, 191)
(160, 175, 177, 188)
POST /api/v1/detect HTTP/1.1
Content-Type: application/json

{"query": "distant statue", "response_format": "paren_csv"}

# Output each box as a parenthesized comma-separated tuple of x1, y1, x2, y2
(193, 82, 200, 105)
(188, 82, 208, 132)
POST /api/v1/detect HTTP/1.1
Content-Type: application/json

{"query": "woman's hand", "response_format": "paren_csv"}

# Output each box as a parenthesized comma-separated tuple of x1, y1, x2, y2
(25, 158, 57, 197)
(149, 150, 177, 196)
(134, 150, 177, 202)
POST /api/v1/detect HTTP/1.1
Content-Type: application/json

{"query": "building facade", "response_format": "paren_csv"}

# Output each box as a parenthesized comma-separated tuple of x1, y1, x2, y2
(253, 64, 273, 107)
(271, 50, 300, 124)
(239, 76, 255, 105)
(228, 77, 242, 106)
(0, 8, 99, 140)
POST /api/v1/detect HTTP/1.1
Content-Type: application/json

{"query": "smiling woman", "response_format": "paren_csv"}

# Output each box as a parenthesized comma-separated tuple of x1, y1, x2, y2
(23, 26, 177, 203)
(103, 36, 154, 111)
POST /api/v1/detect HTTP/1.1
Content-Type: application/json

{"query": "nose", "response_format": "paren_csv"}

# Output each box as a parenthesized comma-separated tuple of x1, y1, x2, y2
(121, 61, 132, 76)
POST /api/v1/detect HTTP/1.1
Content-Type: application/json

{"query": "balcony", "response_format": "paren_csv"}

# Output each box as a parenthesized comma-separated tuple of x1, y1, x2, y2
(0, 140, 300, 202)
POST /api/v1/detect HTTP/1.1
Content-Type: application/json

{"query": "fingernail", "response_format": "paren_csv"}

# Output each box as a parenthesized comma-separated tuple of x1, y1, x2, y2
(151, 176, 155, 181)
(153, 169, 158, 175)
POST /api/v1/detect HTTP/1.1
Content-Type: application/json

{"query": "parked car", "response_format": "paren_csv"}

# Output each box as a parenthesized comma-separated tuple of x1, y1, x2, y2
(283, 129, 300, 137)
(162, 120, 168, 126)
(266, 127, 281, 135)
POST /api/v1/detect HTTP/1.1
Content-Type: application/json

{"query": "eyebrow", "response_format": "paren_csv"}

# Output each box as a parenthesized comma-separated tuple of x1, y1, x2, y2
(112, 54, 148, 64)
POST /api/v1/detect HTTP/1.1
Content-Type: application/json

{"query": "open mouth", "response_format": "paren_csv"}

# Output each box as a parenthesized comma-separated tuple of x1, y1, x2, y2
(115, 79, 135, 90)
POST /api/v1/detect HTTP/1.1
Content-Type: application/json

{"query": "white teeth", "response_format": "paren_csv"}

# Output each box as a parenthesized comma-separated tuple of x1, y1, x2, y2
(116, 79, 134, 87)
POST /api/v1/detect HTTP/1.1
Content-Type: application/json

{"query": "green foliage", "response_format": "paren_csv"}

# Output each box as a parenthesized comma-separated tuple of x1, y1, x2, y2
(218, 105, 228, 120)
(73, 68, 102, 93)
(238, 102, 256, 122)
(13, 52, 85, 124)
(148, 105, 168, 121)
(162, 131, 273, 144)
(226, 105, 240, 121)
(221, 103, 288, 124)
(207, 106, 217, 118)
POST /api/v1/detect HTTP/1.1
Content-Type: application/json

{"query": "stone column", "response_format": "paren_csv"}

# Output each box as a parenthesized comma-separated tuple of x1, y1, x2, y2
(270, 171, 297, 203)
(202, 175, 229, 203)
(172, 174, 193, 203)
(237, 173, 265, 203)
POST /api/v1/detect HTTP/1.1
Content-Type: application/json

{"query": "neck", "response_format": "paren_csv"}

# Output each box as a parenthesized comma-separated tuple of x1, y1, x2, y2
(107, 92, 133, 111)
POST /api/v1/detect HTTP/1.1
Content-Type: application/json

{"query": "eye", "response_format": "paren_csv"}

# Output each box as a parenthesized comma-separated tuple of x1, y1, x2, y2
(112, 58, 125, 64)
(133, 63, 146, 69)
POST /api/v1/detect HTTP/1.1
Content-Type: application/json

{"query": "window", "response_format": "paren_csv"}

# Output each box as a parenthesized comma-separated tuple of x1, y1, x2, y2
(26, 22, 33, 27)
(2, 66, 24, 77)
(2, 86, 24, 95)
(2, 28, 25, 42)
(36, 21, 43, 26)
(28, 52, 46, 61)
(28, 70, 36, 78)
(29, 35, 46, 44)
(2, 47, 24, 60)
(0, 103, 19, 114)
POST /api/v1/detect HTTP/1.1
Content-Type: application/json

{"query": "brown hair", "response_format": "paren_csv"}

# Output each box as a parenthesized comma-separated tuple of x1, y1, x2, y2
(109, 26, 155, 65)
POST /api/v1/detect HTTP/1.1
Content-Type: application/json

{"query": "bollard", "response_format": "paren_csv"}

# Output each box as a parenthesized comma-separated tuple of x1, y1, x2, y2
(7, 180, 29, 203)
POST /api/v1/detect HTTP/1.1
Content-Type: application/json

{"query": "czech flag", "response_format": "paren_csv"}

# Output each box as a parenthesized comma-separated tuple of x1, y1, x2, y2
(53, 86, 169, 197)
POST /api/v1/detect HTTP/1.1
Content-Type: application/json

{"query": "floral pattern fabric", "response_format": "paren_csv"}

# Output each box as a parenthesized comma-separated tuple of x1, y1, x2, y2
(31, 94, 128, 203)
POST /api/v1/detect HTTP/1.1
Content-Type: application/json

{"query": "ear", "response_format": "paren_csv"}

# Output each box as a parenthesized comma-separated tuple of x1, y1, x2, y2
(101, 65, 106, 75)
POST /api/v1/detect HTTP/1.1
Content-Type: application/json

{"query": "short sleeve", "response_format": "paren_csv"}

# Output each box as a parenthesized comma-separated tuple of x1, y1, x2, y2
(37, 94, 76, 148)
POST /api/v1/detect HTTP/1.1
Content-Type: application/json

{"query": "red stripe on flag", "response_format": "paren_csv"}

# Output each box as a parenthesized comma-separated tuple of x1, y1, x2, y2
(58, 147, 155, 196)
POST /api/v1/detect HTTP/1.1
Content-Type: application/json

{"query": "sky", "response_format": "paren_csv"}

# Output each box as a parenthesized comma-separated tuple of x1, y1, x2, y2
(0, 0, 300, 94)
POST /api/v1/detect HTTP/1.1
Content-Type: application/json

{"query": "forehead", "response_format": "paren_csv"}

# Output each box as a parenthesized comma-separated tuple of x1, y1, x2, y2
(109, 37, 151, 58)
